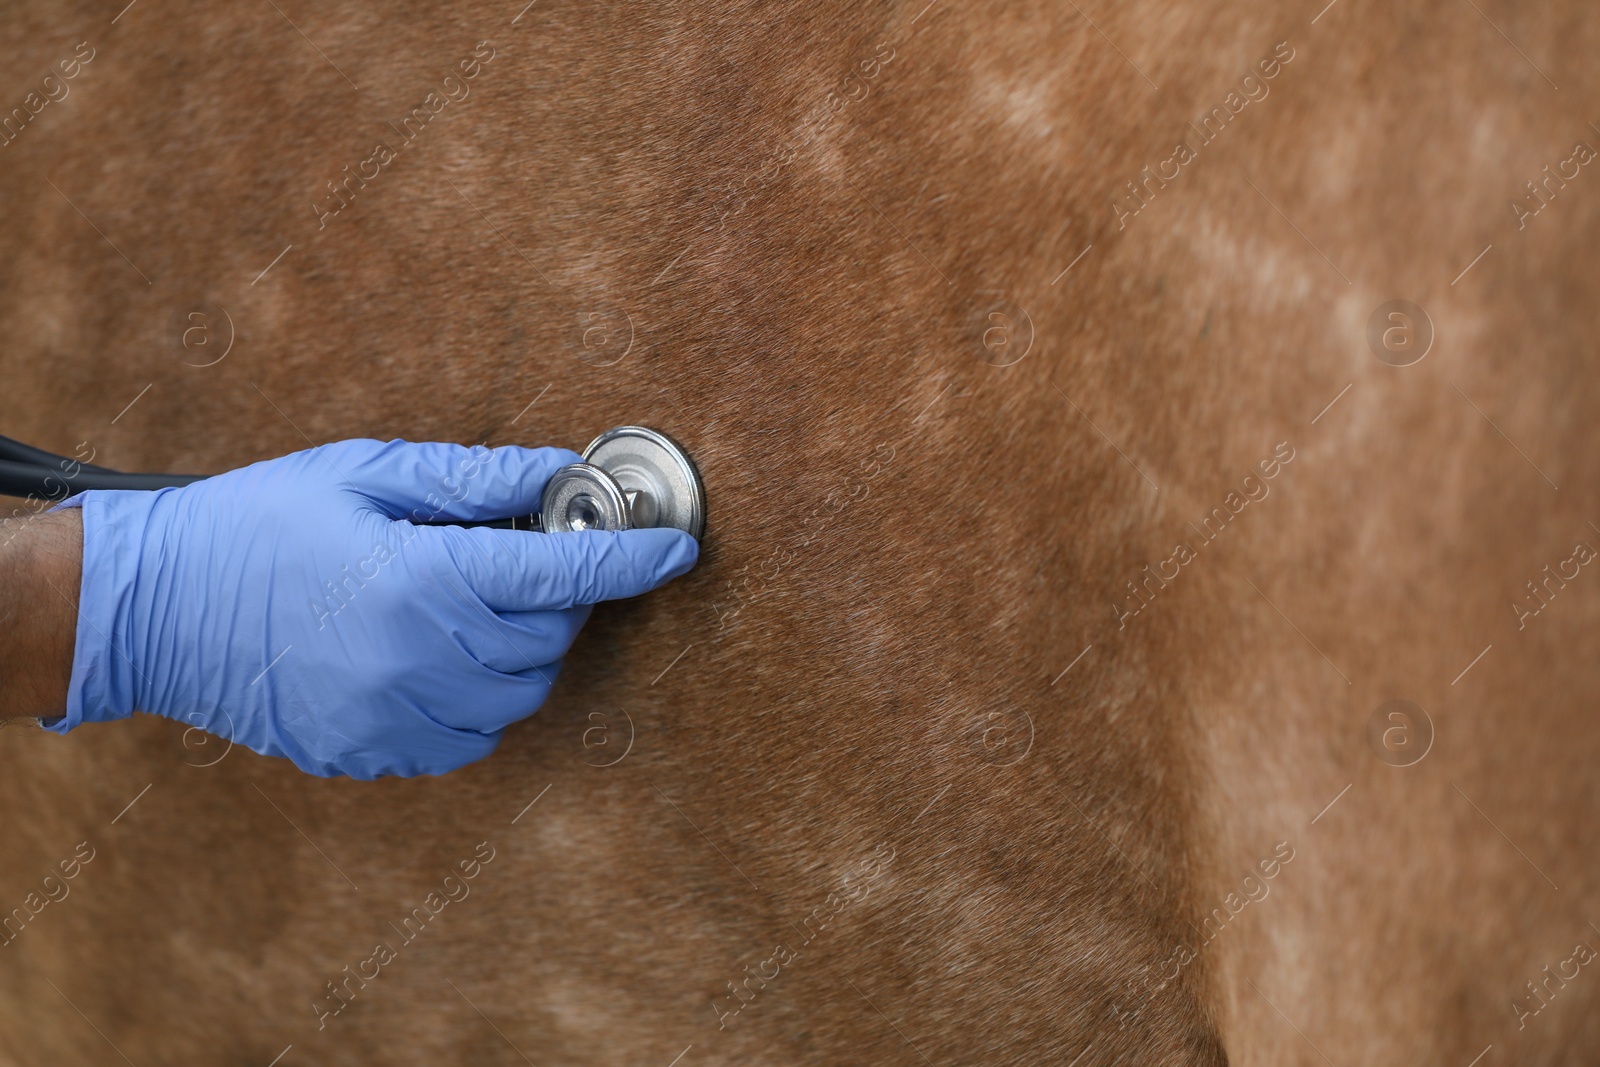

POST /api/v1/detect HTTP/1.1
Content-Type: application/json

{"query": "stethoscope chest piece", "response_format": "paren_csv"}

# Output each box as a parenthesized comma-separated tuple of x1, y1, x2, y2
(539, 426, 705, 540)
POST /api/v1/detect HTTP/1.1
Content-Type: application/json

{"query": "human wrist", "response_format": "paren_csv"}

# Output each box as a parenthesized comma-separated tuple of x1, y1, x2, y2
(0, 506, 82, 718)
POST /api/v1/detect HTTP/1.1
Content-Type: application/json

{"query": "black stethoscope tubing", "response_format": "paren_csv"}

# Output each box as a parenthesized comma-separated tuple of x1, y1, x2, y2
(0, 435, 202, 499)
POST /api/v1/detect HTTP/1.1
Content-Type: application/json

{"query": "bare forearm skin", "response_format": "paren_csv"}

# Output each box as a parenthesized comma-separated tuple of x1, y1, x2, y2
(0, 508, 81, 718)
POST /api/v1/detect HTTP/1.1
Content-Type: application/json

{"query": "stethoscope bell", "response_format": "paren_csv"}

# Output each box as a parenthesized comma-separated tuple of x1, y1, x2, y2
(539, 426, 706, 540)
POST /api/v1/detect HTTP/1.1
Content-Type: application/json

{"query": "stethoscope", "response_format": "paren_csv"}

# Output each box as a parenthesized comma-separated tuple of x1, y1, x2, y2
(0, 426, 706, 540)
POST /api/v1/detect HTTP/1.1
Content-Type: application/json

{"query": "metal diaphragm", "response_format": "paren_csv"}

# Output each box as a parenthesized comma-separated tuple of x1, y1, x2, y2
(540, 463, 630, 533)
(538, 426, 705, 540)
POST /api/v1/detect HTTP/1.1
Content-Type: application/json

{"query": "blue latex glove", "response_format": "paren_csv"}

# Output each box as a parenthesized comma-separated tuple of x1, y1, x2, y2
(46, 439, 698, 779)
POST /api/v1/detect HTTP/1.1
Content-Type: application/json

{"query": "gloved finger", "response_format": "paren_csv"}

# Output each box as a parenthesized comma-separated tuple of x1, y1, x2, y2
(423, 556, 590, 672)
(498, 603, 592, 635)
(418, 524, 699, 611)
(456, 601, 589, 676)
(408, 653, 560, 733)
(488, 604, 592, 669)
(333, 439, 582, 523)
(275, 694, 506, 779)
(515, 658, 563, 685)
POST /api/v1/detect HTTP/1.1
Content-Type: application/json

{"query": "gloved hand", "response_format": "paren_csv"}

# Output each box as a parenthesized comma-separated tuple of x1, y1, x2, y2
(47, 439, 698, 779)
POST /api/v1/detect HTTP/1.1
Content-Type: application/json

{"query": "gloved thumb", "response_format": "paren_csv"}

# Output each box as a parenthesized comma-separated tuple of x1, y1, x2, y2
(414, 524, 700, 611)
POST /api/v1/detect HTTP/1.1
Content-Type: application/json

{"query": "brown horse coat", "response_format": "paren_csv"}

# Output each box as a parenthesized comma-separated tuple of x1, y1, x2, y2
(2, 0, 1599, 1062)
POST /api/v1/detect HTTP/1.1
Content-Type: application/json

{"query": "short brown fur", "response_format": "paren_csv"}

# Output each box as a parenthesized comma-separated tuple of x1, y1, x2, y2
(2, 0, 1599, 1063)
